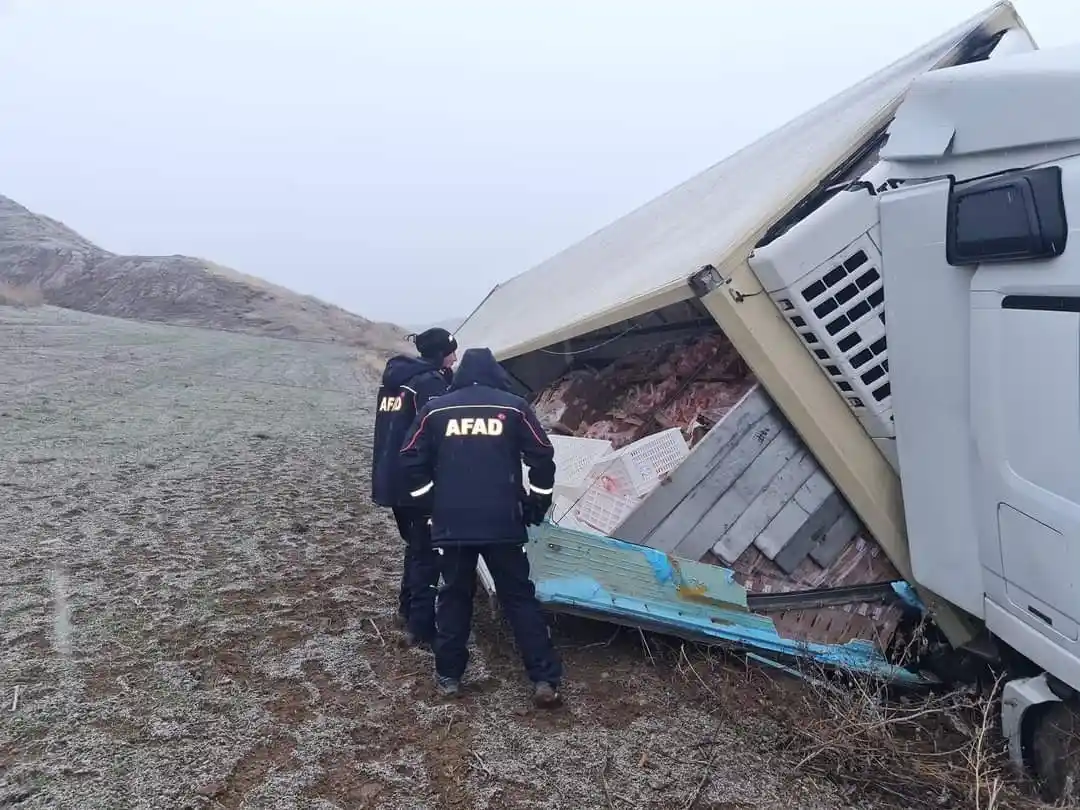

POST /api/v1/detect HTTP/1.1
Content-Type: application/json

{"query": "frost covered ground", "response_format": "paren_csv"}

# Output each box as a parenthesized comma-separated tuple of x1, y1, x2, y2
(0, 306, 882, 809)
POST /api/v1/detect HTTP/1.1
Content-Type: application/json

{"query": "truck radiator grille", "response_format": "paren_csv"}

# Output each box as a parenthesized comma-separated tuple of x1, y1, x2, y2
(770, 233, 894, 439)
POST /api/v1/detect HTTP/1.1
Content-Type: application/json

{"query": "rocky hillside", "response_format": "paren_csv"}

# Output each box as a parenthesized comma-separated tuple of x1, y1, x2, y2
(0, 195, 410, 354)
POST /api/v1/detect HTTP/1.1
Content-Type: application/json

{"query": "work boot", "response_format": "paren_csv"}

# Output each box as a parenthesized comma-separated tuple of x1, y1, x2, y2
(436, 675, 462, 699)
(532, 681, 561, 709)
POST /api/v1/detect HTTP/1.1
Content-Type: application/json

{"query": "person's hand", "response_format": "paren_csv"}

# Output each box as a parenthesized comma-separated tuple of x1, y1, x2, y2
(522, 500, 541, 526)
(523, 491, 552, 526)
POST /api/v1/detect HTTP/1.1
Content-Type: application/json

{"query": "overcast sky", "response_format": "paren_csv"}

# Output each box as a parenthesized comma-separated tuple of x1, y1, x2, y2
(0, 1, 1075, 326)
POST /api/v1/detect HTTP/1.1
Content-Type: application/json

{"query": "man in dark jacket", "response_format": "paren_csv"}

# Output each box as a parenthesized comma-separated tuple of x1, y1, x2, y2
(399, 347, 563, 707)
(371, 327, 457, 646)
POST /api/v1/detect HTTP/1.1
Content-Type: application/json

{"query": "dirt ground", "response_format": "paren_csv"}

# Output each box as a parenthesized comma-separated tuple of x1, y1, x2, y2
(0, 306, 934, 809)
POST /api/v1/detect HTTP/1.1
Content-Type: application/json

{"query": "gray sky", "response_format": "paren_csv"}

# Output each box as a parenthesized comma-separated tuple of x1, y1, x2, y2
(0, 1, 1075, 326)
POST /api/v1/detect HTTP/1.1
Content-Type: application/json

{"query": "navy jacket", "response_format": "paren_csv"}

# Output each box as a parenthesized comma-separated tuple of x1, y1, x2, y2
(370, 355, 451, 507)
(400, 348, 556, 546)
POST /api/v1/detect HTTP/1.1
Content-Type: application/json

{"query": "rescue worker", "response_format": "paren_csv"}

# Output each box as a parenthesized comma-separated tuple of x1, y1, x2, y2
(370, 327, 457, 647)
(399, 347, 563, 708)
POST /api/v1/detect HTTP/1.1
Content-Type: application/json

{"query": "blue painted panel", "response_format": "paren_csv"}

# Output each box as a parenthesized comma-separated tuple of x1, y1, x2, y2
(526, 521, 929, 685)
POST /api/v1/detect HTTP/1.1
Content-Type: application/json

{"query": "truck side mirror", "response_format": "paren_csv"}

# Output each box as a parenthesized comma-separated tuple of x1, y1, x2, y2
(945, 165, 1068, 266)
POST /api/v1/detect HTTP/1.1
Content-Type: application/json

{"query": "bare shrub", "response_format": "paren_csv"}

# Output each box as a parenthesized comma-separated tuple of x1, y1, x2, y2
(774, 670, 1033, 809)
(657, 637, 1054, 810)
(0, 281, 45, 308)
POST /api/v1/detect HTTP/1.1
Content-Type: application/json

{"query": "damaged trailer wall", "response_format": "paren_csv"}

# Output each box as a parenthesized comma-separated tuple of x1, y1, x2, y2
(524, 522, 922, 681)
(517, 307, 907, 651)
(613, 385, 905, 648)
(615, 387, 854, 571)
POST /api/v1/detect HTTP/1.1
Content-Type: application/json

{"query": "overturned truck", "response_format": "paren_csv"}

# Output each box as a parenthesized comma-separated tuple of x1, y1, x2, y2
(452, 3, 1041, 683)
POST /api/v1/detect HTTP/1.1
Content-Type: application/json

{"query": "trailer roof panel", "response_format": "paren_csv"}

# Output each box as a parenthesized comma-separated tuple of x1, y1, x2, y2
(454, 2, 1026, 361)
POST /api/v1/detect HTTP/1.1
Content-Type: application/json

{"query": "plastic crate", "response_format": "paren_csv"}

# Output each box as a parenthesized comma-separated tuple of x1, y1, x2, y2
(523, 435, 613, 500)
(549, 495, 600, 534)
(584, 428, 689, 499)
(550, 435, 613, 488)
(573, 486, 642, 535)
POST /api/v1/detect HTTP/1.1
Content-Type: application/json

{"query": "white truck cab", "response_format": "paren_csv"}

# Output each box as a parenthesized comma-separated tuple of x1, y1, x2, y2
(749, 41, 1080, 795)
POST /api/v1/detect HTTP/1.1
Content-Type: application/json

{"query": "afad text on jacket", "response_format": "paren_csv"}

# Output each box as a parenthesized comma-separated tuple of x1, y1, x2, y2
(370, 354, 451, 507)
(400, 348, 555, 545)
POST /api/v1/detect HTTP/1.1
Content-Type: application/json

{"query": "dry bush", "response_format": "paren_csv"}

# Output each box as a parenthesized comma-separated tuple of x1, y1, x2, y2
(653, 637, 1056, 810)
(773, 669, 1040, 809)
(0, 281, 45, 308)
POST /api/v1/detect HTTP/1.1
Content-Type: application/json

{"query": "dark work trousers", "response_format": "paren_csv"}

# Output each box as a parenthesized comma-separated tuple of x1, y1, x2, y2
(436, 543, 562, 686)
(392, 506, 440, 642)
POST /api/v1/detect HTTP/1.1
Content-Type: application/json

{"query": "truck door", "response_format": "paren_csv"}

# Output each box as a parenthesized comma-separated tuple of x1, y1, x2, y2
(884, 160, 1080, 684)
(960, 164, 1080, 652)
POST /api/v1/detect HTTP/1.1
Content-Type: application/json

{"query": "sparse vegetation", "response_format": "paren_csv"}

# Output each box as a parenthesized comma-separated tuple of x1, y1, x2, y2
(718, 661, 1047, 809)
(0, 280, 44, 307)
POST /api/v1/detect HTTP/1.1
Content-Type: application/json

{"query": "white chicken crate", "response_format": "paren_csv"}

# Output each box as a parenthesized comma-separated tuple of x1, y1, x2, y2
(548, 494, 600, 534)
(551, 435, 613, 486)
(584, 428, 689, 499)
(523, 435, 613, 501)
(573, 486, 642, 535)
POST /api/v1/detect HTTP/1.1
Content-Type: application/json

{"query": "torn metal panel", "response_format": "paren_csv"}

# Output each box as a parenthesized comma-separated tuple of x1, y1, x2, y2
(606, 378, 896, 650)
(724, 538, 905, 647)
(526, 522, 927, 684)
(613, 382, 839, 571)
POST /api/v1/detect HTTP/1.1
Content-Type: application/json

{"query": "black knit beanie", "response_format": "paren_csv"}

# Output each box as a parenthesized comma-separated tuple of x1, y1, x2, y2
(411, 327, 458, 361)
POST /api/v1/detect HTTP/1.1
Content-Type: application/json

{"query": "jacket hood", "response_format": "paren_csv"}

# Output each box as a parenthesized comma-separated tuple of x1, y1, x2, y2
(382, 354, 441, 388)
(450, 348, 512, 391)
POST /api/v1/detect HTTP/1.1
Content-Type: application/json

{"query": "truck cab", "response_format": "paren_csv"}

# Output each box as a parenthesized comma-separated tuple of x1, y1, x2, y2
(748, 42, 1080, 794)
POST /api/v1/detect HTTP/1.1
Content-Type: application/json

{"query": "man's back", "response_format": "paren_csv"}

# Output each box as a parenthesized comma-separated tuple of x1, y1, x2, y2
(401, 348, 555, 545)
(371, 354, 449, 507)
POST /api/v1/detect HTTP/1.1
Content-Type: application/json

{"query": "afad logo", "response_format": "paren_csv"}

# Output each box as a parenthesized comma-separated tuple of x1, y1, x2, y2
(378, 395, 404, 412)
(445, 414, 506, 437)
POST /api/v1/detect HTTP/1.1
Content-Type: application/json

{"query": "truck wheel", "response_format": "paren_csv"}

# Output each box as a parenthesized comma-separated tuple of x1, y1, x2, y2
(1032, 700, 1080, 802)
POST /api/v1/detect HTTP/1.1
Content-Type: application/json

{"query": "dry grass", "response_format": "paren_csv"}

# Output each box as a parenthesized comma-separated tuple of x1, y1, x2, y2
(775, 671, 1033, 808)
(0, 280, 44, 307)
(650, 635, 1059, 810)
(356, 346, 393, 377)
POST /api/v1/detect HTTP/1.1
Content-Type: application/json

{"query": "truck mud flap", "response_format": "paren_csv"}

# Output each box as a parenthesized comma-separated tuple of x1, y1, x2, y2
(520, 522, 930, 685)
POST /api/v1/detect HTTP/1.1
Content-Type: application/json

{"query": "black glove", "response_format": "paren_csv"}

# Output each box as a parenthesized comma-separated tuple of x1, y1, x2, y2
(522, 491, 553, 526)
(521, 499, 541, 526)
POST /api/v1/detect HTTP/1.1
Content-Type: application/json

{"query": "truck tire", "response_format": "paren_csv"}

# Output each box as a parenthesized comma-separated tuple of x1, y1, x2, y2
(1032, 700, 1080, 802)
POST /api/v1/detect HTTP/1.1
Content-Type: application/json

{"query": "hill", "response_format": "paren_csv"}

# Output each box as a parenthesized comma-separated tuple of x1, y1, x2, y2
(0, 194, 410, 355)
